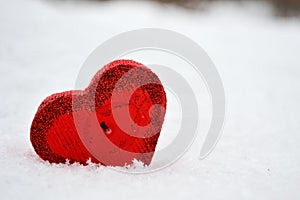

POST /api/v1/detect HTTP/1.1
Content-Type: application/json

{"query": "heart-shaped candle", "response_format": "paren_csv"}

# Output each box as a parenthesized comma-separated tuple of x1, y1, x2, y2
(30, 60, 166, 166)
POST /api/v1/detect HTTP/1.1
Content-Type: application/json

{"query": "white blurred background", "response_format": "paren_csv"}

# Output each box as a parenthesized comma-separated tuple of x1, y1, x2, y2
(0, 0, 300, 199)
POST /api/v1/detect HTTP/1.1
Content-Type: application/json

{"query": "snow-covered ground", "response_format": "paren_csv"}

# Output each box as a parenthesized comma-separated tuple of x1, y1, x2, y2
(1, 0, 300, 199)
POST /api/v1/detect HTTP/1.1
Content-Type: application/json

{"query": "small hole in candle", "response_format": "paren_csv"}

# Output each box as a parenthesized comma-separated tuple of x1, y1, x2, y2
(100, 121, 111, 134)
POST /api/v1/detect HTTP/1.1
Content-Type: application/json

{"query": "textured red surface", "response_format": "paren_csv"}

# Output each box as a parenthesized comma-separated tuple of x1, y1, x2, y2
(30, 60, 166, 166)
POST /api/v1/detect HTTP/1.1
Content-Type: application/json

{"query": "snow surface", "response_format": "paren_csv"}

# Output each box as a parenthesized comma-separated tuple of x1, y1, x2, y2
(1, 0, 300, 199)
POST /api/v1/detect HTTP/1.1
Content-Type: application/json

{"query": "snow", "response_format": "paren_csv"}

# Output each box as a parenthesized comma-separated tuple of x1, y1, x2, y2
(1, 0, 300, 199)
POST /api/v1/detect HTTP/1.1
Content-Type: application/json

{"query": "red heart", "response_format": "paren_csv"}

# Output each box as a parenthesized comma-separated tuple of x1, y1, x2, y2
(30, 60, 166, 166)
